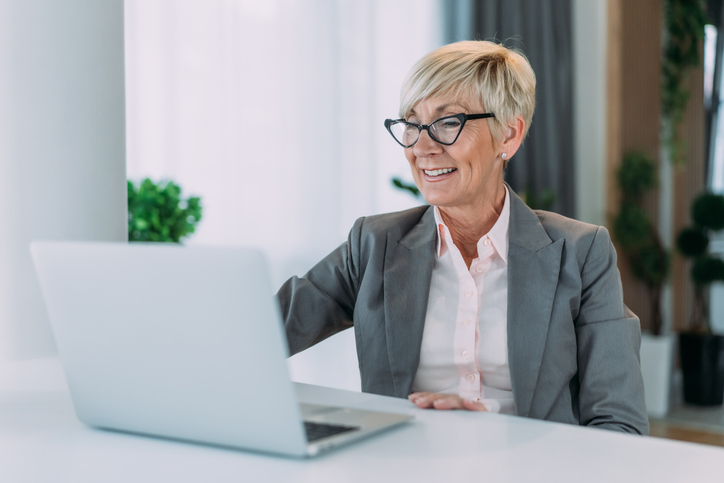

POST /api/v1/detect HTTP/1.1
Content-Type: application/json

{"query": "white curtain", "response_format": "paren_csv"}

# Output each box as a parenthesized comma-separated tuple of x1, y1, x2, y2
(125, 0, 443, 390)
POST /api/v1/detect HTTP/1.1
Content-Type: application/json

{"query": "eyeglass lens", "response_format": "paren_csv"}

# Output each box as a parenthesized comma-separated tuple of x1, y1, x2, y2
(389, 116, 463, 146)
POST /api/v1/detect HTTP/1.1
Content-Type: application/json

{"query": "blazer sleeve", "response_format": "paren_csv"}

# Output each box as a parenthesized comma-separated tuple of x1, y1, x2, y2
(275, 217, 365, 356)
(575, 226, 650, 435)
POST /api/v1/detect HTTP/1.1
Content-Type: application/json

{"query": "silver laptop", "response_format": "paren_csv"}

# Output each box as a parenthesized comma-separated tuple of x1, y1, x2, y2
(30, 242, 412, 457)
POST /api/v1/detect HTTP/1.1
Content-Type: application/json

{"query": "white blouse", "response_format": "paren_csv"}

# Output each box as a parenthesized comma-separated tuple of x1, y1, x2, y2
(411, 187, 514, 414)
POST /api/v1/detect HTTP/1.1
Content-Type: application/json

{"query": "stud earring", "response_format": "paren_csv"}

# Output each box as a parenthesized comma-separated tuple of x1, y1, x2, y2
(501, 153, 508, 159)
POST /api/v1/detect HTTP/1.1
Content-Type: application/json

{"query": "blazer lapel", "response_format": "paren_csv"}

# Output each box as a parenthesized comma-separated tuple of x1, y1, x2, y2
(506, 190, 563, 417)
(383, 207, 436, 398)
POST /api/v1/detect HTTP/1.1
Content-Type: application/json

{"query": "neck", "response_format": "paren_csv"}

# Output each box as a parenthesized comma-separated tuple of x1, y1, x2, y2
(438, 184, 506, 267)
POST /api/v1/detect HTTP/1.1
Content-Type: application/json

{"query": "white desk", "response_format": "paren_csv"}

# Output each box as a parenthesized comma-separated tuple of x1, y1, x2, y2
(1, 358, 722, 483)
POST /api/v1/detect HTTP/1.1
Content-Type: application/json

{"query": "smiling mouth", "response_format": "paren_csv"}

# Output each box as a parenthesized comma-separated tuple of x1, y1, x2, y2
(423, 168, 457, 177)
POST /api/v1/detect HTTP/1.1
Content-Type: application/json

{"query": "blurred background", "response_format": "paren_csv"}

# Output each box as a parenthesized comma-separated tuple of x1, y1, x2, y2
(123, 0, 588, 390)
(123, 0, 723, 389)
(3, 0, 724, 442)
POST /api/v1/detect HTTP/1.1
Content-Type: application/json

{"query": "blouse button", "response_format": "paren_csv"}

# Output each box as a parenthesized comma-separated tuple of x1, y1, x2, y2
(476, 265, 484, 273)
(461, 351, 469, 359)
(464, 318, 472, 326)
(466, 374, 475, 382)
(465, 290, 473, 298)
(483, 238, 491, 247)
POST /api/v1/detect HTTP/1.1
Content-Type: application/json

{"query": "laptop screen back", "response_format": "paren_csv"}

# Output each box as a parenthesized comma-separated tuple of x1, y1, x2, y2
(31, 242, 308, 456)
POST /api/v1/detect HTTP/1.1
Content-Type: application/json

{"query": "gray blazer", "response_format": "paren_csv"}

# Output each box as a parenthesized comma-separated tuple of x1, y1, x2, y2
(277, 189, 649, 435)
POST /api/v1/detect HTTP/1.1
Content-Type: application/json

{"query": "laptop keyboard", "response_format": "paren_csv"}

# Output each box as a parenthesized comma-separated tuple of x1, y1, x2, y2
(304, 421, 359, 442)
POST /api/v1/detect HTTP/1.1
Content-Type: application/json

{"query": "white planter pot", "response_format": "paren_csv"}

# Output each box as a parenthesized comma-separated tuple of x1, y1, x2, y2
(639, 334, 675, 418)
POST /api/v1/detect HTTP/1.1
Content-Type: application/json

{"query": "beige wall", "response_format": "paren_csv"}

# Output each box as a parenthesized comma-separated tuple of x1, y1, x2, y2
(673, 65, 706, 331)
(606, 0, 705, 332)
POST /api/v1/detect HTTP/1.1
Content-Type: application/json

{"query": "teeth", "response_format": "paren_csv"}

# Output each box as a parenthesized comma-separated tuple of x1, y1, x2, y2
(424, 168, 455, 176)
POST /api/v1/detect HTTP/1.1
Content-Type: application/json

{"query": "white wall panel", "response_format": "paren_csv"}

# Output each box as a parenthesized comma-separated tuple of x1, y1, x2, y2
(572, 0, 607, 226)
(0, 0, 127, 362)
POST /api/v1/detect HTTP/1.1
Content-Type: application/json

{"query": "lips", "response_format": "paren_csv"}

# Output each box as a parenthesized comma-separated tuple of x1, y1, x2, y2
(422, 168, 457, 182)
(423, 168, 457, 177)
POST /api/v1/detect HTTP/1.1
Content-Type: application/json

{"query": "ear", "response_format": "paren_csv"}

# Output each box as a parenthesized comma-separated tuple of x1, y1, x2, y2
(498, 115, 526, 160)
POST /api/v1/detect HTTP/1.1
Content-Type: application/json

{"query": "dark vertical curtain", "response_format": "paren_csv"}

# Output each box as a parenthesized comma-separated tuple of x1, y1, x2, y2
(444, 0, 575, 217)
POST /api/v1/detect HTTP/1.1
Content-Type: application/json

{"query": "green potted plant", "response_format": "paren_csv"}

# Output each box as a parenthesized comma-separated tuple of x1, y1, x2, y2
(661, 0, 708, 166)
(676, 192, 724, 406)
(127, 178, 203, 243)
(613, 151, 672, 417)
(613, 152, 669, 334)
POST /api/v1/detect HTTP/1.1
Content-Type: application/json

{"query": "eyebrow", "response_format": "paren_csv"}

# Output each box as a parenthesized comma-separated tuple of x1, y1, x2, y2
(408, 102, 468, 118)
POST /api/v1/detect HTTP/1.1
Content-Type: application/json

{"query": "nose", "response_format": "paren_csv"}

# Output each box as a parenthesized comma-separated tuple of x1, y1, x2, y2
(413, 128, 443, 158)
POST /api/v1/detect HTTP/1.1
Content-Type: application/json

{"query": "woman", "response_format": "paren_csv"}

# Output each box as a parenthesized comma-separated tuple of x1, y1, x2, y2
(277, 41, 648, 434)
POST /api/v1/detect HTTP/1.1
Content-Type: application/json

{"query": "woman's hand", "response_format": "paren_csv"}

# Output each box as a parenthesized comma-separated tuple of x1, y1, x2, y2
(408, 392, 488, 411)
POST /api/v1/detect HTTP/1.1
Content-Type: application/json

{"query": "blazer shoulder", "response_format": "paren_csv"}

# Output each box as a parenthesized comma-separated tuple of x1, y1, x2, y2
(534, 210, 610, 261)
(534, 210, 600, 239)
(357, 205, 432, 240)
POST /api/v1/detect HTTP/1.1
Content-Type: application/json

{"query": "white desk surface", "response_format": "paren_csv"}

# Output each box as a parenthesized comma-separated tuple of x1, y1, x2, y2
(1, 358, 722, 483)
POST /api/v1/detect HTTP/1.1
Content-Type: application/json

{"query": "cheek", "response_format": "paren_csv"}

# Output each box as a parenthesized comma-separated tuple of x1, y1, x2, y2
(404, 149, 418, 170)
(459, 125, 496, 155)
(455, 135, 495, 172)
(404, 148, 414, 163)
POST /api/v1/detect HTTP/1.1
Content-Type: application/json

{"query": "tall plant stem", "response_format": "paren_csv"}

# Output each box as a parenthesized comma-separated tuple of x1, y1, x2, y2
(691, 286, 711, 334)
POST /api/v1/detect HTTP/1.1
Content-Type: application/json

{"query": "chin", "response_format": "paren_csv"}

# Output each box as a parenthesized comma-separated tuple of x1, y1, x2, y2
(419, 189, 449, 205)
(421, 195, 451, 208)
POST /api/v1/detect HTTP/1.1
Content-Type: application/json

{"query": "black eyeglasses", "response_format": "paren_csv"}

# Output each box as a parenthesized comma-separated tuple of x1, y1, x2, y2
(384, 113, 495, 148)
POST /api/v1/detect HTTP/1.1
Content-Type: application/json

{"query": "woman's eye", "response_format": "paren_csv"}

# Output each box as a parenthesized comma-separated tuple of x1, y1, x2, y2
(441, 119, 461, 129)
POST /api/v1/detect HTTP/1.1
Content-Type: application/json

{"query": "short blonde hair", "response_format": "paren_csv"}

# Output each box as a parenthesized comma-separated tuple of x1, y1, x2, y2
(399, 40, 536, 142)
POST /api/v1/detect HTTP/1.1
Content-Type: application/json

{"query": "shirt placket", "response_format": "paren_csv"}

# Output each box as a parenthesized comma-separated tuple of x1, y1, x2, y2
(472, 238, 495, 397)
(444, 232, 482, 400)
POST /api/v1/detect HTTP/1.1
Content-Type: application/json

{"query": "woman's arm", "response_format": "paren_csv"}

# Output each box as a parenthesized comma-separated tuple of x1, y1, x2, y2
(575, 226, 649, 435)
(275, 217, 365, 356)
